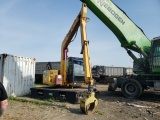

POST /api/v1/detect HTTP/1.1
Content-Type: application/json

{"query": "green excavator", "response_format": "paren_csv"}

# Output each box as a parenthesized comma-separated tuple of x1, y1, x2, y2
(79, 0, 160, 114)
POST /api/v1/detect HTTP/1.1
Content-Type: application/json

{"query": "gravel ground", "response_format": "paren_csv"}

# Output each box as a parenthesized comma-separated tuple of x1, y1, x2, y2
(1, 84, 160, 120)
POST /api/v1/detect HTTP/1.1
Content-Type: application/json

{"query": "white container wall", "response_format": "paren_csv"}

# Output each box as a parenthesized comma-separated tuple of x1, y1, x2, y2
(126, 68, 133, 75)
(104, 67, 125, 76)
(0, 54, 36, 97)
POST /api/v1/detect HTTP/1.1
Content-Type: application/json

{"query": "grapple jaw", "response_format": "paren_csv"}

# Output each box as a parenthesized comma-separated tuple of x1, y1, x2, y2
(80, 92, 98, 114)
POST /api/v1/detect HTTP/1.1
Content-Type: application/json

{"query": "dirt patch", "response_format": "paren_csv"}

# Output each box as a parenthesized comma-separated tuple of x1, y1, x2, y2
(1, 84, 160, 120)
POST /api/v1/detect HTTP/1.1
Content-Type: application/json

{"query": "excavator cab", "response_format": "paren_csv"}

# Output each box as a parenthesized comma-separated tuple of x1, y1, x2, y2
(134, 36, 160, 74)
(150, 36, 160, 73)
(67, 57, 85, 84)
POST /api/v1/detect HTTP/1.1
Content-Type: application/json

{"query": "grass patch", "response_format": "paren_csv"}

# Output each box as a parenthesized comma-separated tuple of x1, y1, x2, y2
(8, 96, 51, 105)
(8, 96, 69, 111)
(34, 84, 47, 87)
(95, 110, 104, 115)
(46, 97, 55, 103)
(60, 104, 67, 109)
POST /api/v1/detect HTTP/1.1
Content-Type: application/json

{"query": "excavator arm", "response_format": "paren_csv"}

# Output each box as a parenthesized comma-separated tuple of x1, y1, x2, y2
(80, 0, 151, 71)
(80, 0, 151, 54)
(60, 11, 80, 85)
(60, 3, 98, 114)
(79, 4, 98, 114)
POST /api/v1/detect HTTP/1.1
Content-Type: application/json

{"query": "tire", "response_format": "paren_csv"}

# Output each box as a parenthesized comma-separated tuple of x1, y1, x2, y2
(121, 79, 142, 98)
(108, 78, 117, 91)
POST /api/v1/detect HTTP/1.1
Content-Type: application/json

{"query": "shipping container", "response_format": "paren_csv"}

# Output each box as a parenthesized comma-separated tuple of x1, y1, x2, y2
(92, 65, 127, 77)
(126, 67, 133, 75)
(104, 67, 126, 76)
(0, 54, 36, 97)
(92, 65, 133, 83)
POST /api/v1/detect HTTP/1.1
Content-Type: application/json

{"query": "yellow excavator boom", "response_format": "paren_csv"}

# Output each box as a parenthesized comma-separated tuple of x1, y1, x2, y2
(60, 3, 98, 114)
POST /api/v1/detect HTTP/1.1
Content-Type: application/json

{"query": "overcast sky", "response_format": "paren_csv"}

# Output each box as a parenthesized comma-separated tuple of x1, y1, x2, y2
(0, 0, 160, 67)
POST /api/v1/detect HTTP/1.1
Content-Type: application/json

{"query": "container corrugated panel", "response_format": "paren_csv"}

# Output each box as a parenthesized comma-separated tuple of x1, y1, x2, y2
(35, 62, 60, 74)
(104, 67, 125, 76)
(126, 68, 133, 75)
(0, 54, 35, 97)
